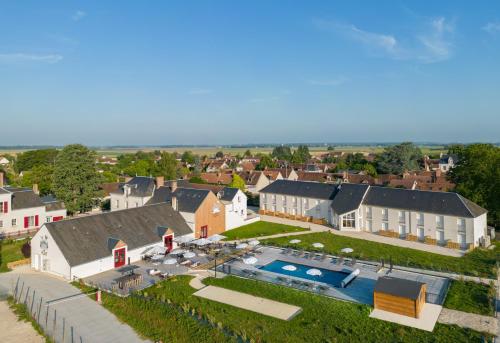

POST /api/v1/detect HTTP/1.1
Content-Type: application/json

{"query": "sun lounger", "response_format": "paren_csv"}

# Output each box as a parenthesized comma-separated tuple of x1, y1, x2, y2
(318, 285, 329, 292)
(320, 254, 327, 261)
(277, 276, 288, 284)
(337, 257, 344, 265)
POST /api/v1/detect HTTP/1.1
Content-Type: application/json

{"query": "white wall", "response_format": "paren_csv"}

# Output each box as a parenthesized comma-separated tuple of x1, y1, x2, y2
(31, 225, 71, 279)
(110, 193, 152, 211)
(224, 190, 248, 230)
(260, 192, 332, 221)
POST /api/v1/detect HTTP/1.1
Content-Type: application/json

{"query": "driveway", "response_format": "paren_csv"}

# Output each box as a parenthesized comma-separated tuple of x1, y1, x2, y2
(0, 267, 149, 343)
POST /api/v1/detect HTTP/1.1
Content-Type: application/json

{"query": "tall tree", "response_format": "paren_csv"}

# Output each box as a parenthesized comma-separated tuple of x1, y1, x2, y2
(448, 144, 500, 227)
(15, 148, 59, 173)
(215, 151, 224, 159)
(244, 149, 252, 157)
(20, 164, 54, 195)
(256, 154, 276, 170)
(155, 152, 178, 180)
(271, 146, 292, 161)
(52, 144, 103, 214)
(291, 145, 311, 163)
(376, 142, 423, 175)
(229, 173, 246, 191)
(181, 151, 196, 164)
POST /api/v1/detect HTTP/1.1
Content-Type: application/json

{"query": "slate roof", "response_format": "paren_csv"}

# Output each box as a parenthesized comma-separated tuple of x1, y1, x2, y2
(218, 187, 239, 201)
(0, 187, 9, 194)
(363, 186, 487, 218)
(41, 194, 66, 212)
(260, 180, 338, 200)
(330, 183, 370, 215)
(146, 186, 211, 213)
(8, 188, 44, 210)
(374, 276, 425, 300)
(111, 176, 155, 197)
(45, 203, 192, 267)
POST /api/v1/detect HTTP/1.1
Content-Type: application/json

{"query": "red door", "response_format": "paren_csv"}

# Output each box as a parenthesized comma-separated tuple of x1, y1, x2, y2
(200, 225, 208, 238)
(114, 248, 126, 268)
(164, 235, 173, 252)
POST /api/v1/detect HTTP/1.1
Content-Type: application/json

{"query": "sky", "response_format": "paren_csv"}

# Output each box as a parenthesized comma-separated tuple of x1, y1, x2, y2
(1, 1, 500, 146)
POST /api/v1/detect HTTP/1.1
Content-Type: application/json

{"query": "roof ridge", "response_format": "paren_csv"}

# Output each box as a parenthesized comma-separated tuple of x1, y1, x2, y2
(455, 193, 478, 217)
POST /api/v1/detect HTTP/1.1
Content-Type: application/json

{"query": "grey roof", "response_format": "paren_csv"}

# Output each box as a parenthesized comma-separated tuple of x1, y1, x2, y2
(112, 176, 155, 197)
(0, 187, 9, 194)
(146, 186, 210, 213)
(41, 194, 66, 212)
(8, 188, 44, 210)
(330, 183, 370, 215)
(363, 186, 487, 218)
(45, 203, 192, 267)
(260, 180, 338, 200)
(374, 276, 425, 300)
(439, 154, 458, 164)
(218, 187, 239, 201)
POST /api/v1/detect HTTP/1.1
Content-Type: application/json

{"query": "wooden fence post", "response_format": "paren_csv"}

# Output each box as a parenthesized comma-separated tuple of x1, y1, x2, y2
(30, 289, 35, 315)
(37, 297, 43, 322)
(53, 309, 57, 341)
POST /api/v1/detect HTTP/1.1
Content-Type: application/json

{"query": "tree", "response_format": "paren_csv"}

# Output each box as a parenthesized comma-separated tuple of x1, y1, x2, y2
(20, 164, 54, 195)
(215, 151, 224, 159)
(244, 149, 252, 157)
(15, 148, 59, 173)
(362, 164, 377, 177)
(291, 145, 311, 164)
(229, 173, 246, 191)
(155, 152, 178, 180)
(189, 176, 206, 184)
(327, 146, 335, 151)
(448, 144, 500, 228)
(271, 146, 292, 161)
(181, 151, 196, 164)
(52, 144, 103, 214)
(376, 142, 423, 175)
(256, 154, 276, 170)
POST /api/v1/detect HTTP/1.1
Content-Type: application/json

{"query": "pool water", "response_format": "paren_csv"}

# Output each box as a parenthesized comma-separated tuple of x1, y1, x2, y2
(259, 260, 350, 287)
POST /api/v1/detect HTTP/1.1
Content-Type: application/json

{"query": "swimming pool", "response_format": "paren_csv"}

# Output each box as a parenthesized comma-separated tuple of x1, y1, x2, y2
(259, 260, 350, 287)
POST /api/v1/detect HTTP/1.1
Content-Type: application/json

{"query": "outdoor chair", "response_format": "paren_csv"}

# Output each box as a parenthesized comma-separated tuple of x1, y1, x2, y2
(318, 285, 329, 293)
(320, 254, 327, 262)
(349, 258, 357, 267)
(308, 253, 314, 260)
(291, 280, 301, 288)
(277, 276, 287, 284)
(337, 257, 344, 265)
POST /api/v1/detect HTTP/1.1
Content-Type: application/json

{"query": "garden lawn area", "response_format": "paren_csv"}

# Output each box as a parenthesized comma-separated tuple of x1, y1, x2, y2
(444, 280, 496, 316)
(223, 221, 309, 240)
(261, 232, 499, 278)
(141, 275, 489, 343)
(0, 239, 27, 273)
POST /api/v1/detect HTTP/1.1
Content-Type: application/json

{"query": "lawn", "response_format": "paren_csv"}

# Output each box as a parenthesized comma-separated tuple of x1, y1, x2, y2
(444, 280, 496, 316)
(223, 221, 309, 240)
(140, 275, 488, 343)
(0, 239, 27, 272)
(261, 231, 499, 278)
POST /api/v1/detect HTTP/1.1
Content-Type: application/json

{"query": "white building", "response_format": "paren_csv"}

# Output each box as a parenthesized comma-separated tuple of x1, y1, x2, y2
(0, 157, 10, 166)
(31, 203, 192, 280)
(0, 185, 66, 235)
(438, 154, 458, 173)
(109, 176, 156, 211)
(218, 187, 248, 230)
(260, 180, 488, 249)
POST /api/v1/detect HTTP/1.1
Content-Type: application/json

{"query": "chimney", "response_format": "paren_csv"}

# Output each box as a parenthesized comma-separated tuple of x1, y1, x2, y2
(32, 184, 39, 195)
(156, 176, 164, 188)
(0, 171, 4, 187)
(171, 180, 177, 192)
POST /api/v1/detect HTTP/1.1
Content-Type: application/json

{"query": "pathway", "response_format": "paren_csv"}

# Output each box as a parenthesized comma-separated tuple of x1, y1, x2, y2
(0, 267, 149, 343)
(0, 300, 44, 343)
(260, 215, 465, 257)
(438, 308, 498, 336)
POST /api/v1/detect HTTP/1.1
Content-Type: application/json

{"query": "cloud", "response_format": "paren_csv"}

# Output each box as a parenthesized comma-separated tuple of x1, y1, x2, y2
(314, 17, 455, 64)
(0, 53, 63, 64)
(72, 10, 86, 21)
(188, 88, 213, 95)
(308, 77, 348, 86)
(482, 22, 500, 34)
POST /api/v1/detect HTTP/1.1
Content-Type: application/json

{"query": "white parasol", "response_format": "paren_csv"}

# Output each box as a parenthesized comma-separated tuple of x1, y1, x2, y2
(306, 268, 322, 276)
(163, 258, 177, 265)
(243, 256, 258, 265)
(341, 248, 353, 253)
(312, 243, 324, 248)
(289, 239, 301, 244)
(282, 265, 297, 271)
(236, 243, 249, 249)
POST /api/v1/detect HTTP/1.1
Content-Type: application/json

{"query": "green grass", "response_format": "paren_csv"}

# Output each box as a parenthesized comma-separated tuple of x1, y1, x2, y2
(223, 221, 309, 240)
(7, 296, 52, 342)
(261, 231, 499, 278)
(444, 280, 496, 316)
(0, 239, 27, 272)
(141, 275, 489, 342)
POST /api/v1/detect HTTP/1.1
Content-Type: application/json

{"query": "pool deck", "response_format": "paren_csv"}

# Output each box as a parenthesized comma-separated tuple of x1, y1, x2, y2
(222, 246, 449, 306)
(194, 285, 302, 320)
(370, 303, 443, 332)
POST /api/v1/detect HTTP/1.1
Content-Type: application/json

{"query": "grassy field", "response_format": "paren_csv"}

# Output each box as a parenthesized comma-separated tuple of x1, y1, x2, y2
(0, 239, 27, 272)
(444, 280, 496, 316)
(261, 231, 498, 278)
(223, 221, 309, 240)
(137, 275, 488, 343)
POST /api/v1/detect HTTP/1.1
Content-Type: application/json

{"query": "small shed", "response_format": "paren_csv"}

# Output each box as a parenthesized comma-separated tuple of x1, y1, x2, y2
(373, 276, 426, 318)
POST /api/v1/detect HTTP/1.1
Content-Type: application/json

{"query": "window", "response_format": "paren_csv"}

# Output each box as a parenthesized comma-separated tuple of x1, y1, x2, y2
(0, 220, 2, 228)
(303, 199, 308, 210)
(12, 218, 16, 227)
(366, 220, 373, 232)
(398, 224, 406, 235)
(457, 218, 466, 232)
(381, 222, 388, 231)
(46, 216, 52, 223)
(342, 212, 355, 228)
(366, 207, 372, 219)
(115, 200, 119, 208)
(436, 215, 444, 228)
(416, 213, 424, 226)
(125, 201, 129, 209)
(272, 195, 276, 204)
(135, 202, 139, 207)
(398, 211, 406, 223)
(382, 208, 388, 221)
(28, 216, 35, 226)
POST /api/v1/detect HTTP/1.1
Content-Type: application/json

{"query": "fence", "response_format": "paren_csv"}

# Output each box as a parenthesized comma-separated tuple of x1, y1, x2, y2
(12, 277, 85, 343)
(0, 228, 39, 241)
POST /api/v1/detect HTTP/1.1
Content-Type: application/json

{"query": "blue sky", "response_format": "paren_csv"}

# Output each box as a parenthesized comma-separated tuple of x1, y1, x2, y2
(1, 1, 499, 145)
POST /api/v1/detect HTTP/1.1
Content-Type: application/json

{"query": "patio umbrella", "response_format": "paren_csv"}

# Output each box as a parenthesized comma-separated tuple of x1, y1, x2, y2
(163, 258, 177, 265)
(174, 236, 195, 244)
(236, 243, 248, 249)
(282, 265, 297, 271)
(192, 238, 211, 246)
(208, 234, 227, 242)
(170, 248, 186, 255)
(306, 268, 322, 276)
(243, 256, 258, 265)
(312, 243, 324, 248)
(248, 240, 260, 246)
(183, 251, 196, 258)
(341, 248, 353, 253)
(289, 239, 301, 244)
(151, 254, 164, 261)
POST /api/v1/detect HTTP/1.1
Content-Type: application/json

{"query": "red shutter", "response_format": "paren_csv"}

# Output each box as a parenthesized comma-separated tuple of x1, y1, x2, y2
(3, 201, 7, 213)
(35, 215, 39, 226)
(24, 217, 29, 228)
